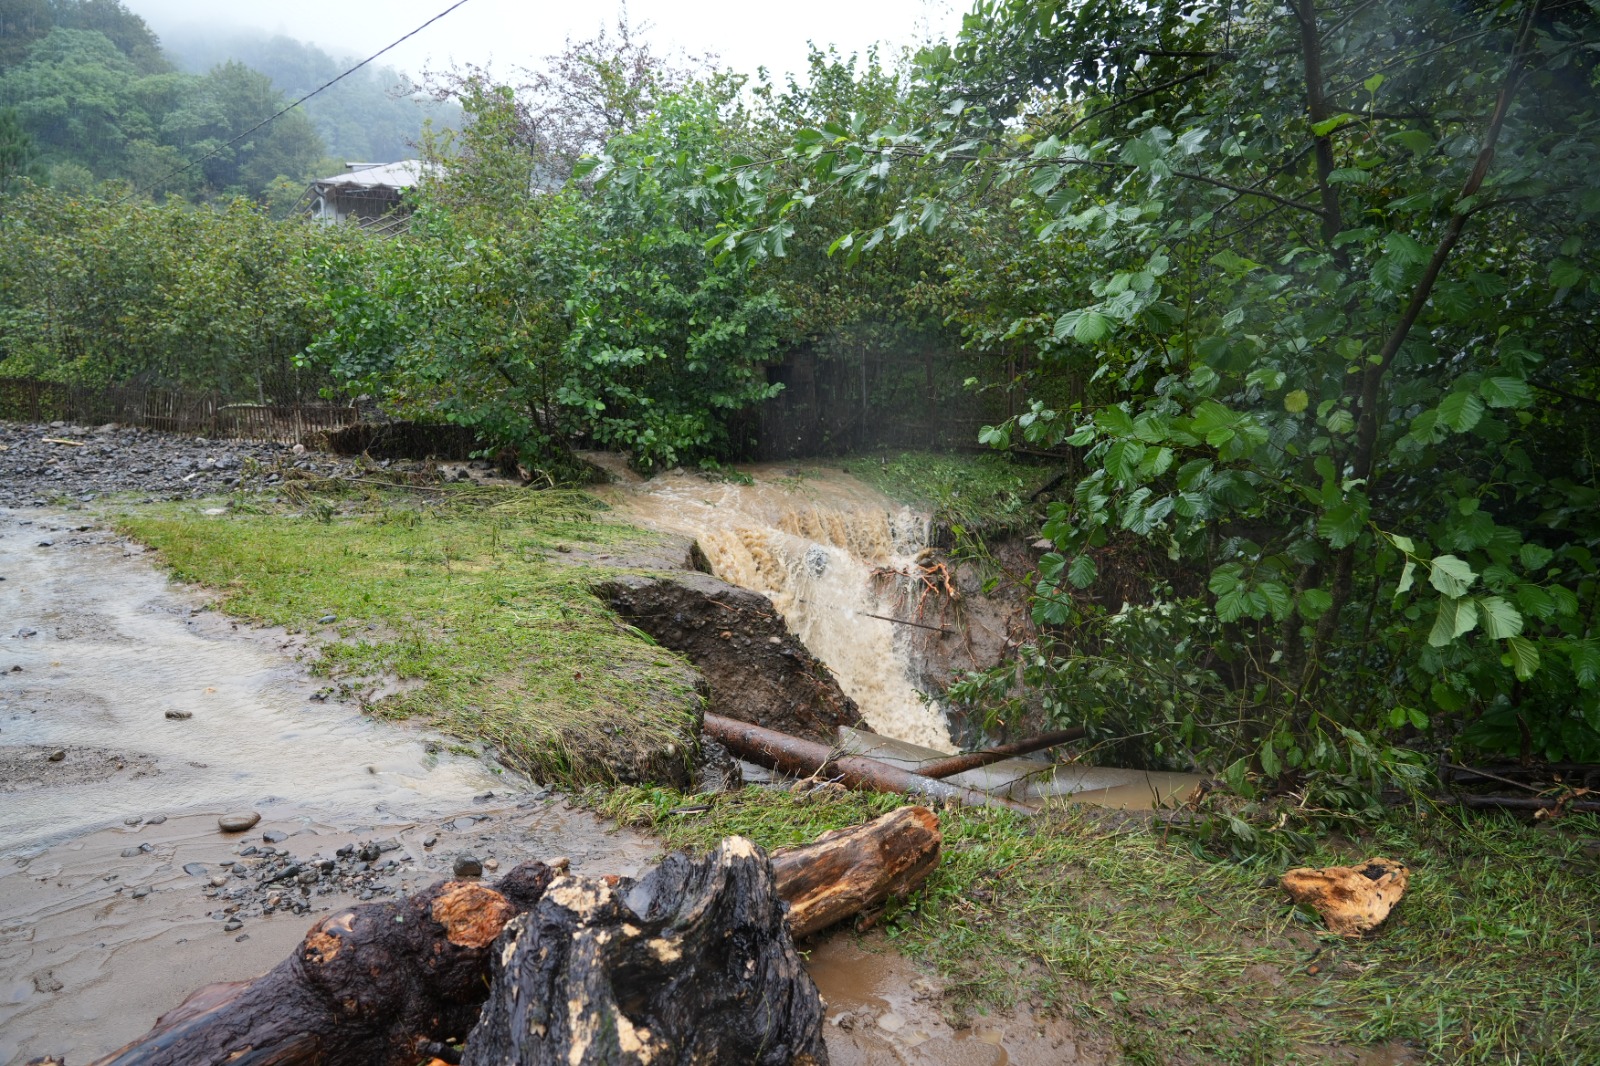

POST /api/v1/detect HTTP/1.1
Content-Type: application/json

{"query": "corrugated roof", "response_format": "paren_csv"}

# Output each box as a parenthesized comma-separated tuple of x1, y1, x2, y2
(308, 160, 430, 191)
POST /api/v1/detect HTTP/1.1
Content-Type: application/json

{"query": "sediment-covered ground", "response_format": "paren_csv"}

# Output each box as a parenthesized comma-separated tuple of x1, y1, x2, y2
(0, 421, 368, 506)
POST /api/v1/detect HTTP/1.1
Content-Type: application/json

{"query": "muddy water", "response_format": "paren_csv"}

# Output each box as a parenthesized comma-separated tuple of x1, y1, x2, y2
(810, 936, 1107, 1065)
(592, 459, 956, 751)
(0, 511, 657, 1064)
(0, 511, 505, 851)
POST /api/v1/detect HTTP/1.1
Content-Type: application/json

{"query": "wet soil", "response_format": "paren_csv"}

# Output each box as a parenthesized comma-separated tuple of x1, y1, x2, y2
(596, 570, 862, 744)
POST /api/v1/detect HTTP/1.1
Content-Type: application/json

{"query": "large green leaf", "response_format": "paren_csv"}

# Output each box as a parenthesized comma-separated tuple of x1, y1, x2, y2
(1476, 596, 1523, 639)
(1428, 598, 1478, 647)
(1428, 554, 1477, 598)
(1505, 636, 1541, 681)
(1437, 390, 1485, 433)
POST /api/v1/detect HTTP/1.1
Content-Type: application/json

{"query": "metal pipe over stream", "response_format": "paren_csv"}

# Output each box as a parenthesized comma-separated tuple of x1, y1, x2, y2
(703, 713, 1038, 815)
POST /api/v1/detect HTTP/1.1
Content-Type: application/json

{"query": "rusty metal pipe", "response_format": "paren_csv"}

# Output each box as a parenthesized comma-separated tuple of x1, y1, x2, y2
(917, 727, 1087, 780)
(704, 714, 1037, 815)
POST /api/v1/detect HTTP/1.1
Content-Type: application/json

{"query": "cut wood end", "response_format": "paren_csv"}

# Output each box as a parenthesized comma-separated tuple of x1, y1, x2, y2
(432, 883, 516, 949)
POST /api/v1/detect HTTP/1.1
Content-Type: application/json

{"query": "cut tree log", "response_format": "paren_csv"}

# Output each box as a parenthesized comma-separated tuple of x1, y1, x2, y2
(770, 804, 941, 937)
(462, 838, 827, 1065)
(916, 727, 1087, 780)
(705, 712, 1037, 813)
(82, 807, 941, 1066)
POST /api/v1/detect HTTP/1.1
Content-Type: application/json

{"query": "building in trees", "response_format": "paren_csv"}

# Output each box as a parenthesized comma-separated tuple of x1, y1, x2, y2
(299, 159, 427, 235)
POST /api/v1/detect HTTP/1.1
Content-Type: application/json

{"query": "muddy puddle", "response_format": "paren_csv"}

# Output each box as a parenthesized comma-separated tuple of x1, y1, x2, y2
(809, 936, 1106, 1065)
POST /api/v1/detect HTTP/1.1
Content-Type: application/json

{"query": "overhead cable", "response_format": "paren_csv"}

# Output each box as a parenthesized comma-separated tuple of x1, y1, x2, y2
(116, 0, 475, 203)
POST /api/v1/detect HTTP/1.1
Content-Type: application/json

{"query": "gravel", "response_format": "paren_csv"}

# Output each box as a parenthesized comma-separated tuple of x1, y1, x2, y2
(0, 421, 368, 506)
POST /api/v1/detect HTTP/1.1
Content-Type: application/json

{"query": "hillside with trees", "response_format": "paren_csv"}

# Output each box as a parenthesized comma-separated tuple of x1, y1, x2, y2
(2, 0, 1596, 803)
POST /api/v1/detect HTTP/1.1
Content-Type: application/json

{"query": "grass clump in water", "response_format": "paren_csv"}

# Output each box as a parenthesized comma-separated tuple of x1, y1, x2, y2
(116, 484, 702, 786)
(596, 785, 1600, 1065)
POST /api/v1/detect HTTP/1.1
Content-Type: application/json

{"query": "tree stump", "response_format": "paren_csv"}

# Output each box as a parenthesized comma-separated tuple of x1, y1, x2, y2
(462, 837, 828, 1066)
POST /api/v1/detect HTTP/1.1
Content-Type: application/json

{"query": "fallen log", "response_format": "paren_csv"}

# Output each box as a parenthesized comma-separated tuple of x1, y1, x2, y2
(83, 807, 941, 1066)
(916, 727, 1087, 780)
(705, 712, 1037, 814)
(770, 804, 941, 938)
(462, 838, 827, 1065)
(89, 860, 563, 1066)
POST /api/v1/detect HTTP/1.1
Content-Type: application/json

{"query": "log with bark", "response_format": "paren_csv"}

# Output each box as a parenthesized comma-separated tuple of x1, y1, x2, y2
(83, 806, 942, 1066)
(916, 727, 1087, 780)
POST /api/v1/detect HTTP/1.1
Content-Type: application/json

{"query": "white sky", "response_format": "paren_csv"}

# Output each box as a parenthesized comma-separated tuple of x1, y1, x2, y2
(123, 0, 969, 83)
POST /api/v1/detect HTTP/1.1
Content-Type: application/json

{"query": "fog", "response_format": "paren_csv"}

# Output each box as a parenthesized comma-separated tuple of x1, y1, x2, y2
(122, 0, 965, 82)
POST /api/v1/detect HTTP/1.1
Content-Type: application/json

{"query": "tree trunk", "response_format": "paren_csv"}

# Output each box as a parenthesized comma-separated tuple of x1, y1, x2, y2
(771, 804, 942, 938)
(462, 838, 828, 1066)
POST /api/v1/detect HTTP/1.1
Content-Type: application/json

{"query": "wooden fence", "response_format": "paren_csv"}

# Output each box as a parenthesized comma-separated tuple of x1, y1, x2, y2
(0, 378, 358, 444)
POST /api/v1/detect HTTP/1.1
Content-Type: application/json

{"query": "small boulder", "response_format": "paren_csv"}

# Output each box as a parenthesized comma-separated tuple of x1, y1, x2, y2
(218, 812, 261, 833)
(1281, 857, 1409, 936)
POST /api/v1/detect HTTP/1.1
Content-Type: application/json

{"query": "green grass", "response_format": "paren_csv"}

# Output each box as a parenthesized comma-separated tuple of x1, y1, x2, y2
(595, 786, 1600, 1065)
(842, 450, 1043, 536)
(116, 483, 703, 785)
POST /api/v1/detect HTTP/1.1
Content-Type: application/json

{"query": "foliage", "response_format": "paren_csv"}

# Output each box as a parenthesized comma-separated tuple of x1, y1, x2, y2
(311, 75, 786, 473)
(0, 104, 42, 192)
(0, 1, 329, 200)
(669, 0, 1600, 780)
(0, 186, 353, 396)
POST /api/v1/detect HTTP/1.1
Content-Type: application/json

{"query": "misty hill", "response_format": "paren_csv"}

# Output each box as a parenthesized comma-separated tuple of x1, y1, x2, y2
(160, 27, 460, 165)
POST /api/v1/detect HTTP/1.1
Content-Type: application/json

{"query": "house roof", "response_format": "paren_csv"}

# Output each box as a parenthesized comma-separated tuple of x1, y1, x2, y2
(307, 160, 430, 193)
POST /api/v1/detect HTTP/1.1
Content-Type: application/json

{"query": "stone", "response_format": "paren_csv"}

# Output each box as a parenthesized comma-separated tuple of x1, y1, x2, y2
(218, 812, 261, 833)
(183, 863, 208, 877)
(165, 709, 193, 720)
(46, 749, 65, 762)
(452, 855, 484, 878)
(262, 829, 287, 843)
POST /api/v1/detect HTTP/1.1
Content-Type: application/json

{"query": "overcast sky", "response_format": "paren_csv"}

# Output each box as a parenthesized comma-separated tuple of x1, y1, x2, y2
(123, 0, 968, 82)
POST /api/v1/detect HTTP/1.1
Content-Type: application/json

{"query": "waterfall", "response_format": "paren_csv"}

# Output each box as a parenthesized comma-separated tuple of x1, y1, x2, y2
(593, 461, 956, 752)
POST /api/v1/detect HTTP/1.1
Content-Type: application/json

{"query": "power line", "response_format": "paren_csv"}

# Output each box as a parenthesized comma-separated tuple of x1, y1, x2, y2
(116, 0, 475, 204)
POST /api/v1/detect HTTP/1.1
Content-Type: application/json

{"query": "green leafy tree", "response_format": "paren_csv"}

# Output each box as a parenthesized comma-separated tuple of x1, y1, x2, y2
(0, 103, 41, 192)
(678, 0, 1600, 779)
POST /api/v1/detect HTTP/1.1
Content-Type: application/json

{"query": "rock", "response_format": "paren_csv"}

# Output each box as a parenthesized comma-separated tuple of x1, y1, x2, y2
(223, 919, 243, 932)
(483, 858, 500, 871)
(318, 614, 337, 624)
(452, 855, 484, 878)
(1281, 857, 1409, 936)
(183, 863, 208, 877)
(124, 816, 142, 825)
(46, 749, 65, 762)
(210, 875, 229, 887)
(422, 835, 437, 848)
(262, 829, 287, 843)
(147, 814, 167, 824)
(132, 885, 151, 899)
(164, 709, 193, 720)
(218, 812, 261, 833)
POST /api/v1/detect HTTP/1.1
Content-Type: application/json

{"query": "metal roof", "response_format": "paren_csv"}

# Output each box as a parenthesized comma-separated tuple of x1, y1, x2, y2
(307, 160, 430, 192)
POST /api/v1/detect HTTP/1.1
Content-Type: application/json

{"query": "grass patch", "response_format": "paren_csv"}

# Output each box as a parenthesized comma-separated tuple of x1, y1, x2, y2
(115, 484, 702, 785)
(595, 786, 1600, 1065)
(842, 450, 1043, 537)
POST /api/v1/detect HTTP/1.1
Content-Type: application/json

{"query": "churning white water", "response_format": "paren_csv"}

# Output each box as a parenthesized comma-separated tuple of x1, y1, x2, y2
(592, 459, 956, 752)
